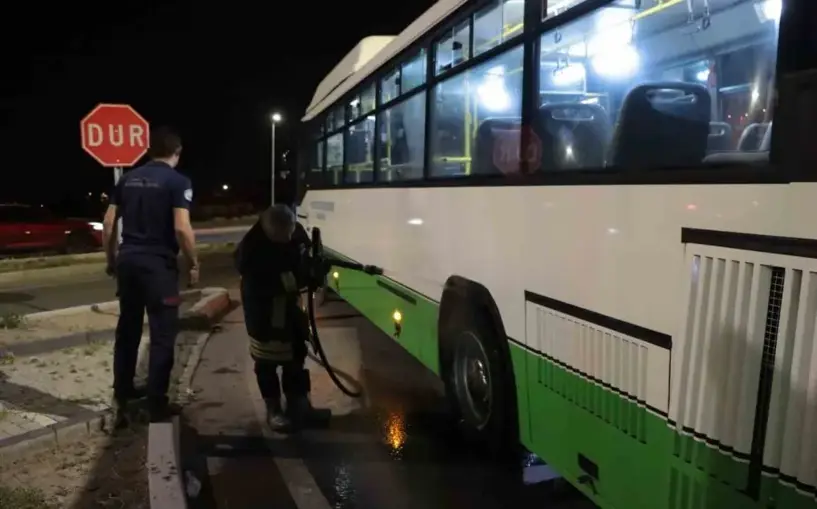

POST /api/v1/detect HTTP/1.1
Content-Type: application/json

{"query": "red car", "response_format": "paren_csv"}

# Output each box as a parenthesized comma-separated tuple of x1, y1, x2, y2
(0, 204, 103, 255)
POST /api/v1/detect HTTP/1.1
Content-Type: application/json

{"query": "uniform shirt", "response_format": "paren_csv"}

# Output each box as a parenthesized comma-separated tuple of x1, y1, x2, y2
(112, 161, 192, 259)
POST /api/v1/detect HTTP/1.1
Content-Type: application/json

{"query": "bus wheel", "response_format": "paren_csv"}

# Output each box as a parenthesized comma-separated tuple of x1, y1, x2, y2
(445, 312, 516, 460)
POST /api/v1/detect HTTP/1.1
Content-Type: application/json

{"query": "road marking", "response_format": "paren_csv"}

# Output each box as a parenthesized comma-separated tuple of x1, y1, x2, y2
(244, 355, 333, 509)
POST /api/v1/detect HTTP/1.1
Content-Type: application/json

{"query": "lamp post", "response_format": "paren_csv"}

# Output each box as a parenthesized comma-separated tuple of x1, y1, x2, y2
(270, 112, 282, 205)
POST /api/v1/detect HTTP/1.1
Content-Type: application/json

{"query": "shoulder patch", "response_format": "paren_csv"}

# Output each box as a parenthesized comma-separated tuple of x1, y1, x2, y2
(184, 189, 193, 202)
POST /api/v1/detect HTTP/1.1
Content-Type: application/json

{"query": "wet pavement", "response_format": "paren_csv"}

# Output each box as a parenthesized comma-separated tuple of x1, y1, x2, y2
(181, 293, 597, 509)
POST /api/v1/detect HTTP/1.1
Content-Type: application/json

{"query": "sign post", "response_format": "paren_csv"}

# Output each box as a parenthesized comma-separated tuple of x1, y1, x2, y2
(80, 104, 150, 244)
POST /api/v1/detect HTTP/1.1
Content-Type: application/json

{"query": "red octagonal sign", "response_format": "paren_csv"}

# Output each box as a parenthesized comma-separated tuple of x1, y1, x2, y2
(80, 103, 150, 168)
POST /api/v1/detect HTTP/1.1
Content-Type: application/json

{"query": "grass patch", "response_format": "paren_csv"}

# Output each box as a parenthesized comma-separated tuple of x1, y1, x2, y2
(0, 313, 25, 329)
(0, 485, 58, 509)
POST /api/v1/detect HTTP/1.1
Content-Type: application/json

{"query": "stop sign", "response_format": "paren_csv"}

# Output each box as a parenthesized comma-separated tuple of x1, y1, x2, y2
(492, 125, 541, 174)
(80, 104, 150, 167)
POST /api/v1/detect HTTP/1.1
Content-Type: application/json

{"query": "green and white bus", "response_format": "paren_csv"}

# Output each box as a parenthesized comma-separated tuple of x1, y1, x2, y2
(296, 0, 817, 507)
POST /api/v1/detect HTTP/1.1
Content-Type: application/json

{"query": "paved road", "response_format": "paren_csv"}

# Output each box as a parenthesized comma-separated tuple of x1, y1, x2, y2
(180, 295, 597, 509)
(195, 226, 249, 245)
(0, 251, 239, 315)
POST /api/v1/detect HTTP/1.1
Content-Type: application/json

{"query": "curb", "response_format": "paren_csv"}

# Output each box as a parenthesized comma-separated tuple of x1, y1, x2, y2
(0, 288, 232, 465)
(0, 410, 113, 464)
(175, 331, 213, 406)
(25, 288, 203, 321)
(179, 288, 233, 330)
(148, 417, 187, 509)
(6, 289, 208, 358)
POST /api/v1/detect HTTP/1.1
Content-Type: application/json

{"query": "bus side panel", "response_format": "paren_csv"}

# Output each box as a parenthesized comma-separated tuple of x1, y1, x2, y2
(326, 247, 441, 374)
(522, 349, 672, 509)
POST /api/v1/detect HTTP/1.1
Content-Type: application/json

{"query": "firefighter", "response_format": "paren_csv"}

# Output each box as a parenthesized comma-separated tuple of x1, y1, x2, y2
(102, 126, 199, 424)
(234, 204, 330, 431)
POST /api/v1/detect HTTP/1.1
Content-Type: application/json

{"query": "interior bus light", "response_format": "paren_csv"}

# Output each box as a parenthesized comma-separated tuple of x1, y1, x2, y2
(392, 310, 403, 337)
(756, 0, 782, 23)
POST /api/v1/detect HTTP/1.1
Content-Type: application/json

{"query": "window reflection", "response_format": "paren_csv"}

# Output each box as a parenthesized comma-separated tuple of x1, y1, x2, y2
(473, 0, 524, 56)
(378, 93, 426, 181)
(380, 69, 401, 104)
(429, 46, 524, 177)
(326, 133, 343, 185)
(435, 20, 471, 74)
(346, 118, 376, 183)
(402, 50, 427, 92)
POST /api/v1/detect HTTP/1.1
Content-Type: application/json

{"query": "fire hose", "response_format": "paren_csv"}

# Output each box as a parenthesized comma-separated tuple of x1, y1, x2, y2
(303, 226, 382, 399)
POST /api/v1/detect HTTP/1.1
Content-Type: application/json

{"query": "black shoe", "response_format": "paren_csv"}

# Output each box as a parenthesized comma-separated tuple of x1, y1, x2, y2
(286, 396, 331, 428)
(114, 385, 148, 406)
(149, 402, 182, 423)
(263, 398, 291, 432)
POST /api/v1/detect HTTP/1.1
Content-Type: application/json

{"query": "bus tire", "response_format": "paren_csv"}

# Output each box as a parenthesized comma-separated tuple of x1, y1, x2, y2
(443, 310, 517, 461)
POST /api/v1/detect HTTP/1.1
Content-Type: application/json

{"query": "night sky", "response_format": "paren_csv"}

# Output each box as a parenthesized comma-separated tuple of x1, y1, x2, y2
(1, 1, 435, 207)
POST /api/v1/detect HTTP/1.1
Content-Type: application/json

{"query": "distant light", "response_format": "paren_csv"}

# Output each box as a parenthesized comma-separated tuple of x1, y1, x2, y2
(88, 192, 92, 197)
(407, 218, 423, 225)
(271, 112, 282, 123)
(222, 184, 229, 191)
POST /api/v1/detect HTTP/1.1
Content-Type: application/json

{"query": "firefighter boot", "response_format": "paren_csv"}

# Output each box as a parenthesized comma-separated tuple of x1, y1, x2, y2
(265, 396, 292, 432)
(283, 368, 331, 429)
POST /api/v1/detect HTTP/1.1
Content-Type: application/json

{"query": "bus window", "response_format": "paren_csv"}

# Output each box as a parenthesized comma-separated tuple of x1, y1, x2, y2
(542, 0, 594, 20)
(402, 49, 427, 93)
(326, 133, 343, 186)
(474, 0, 525, 56)
(429, 45, 524, 177)
(332, 105, 345, 132)
(360, 83, 376, 115)
(537, 0, 781, 171)
(347, 95, 362, 122)
(377, 92, 426, 181)
(435, 20, 470, 75)
(311, 141, 324, 174)
(380, 68, 401, 105)
(345, 117, 376, 184)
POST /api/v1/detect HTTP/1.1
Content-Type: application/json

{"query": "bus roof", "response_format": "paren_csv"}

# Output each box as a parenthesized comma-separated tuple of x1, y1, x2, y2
(302, 0, 467, 121)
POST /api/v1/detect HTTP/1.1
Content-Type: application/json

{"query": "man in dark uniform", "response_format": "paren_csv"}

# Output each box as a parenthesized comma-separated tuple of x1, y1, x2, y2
(102, 126, 199, 423)
(235, 204, 331, 431)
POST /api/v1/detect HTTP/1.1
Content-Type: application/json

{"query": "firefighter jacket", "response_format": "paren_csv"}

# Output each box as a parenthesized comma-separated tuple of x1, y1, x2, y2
(236, 219, 312, 362)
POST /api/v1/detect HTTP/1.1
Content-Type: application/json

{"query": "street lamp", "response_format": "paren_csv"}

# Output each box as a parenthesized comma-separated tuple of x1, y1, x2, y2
(271, 112, 282, 205)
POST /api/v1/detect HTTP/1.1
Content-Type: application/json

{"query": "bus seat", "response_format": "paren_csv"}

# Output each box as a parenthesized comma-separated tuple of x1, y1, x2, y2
(760, 122, 773, 151)
(708, 122, 733, 152)
(703, 122, 772, 166)
(607, 82, 711, 169)
(474, 117, 522, 174)
(737, 122, 770, 151)
(538, 103, 611, 170)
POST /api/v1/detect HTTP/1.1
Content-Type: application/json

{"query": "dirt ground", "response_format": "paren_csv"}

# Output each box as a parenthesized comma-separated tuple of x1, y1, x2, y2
(0, 423, 149, 509)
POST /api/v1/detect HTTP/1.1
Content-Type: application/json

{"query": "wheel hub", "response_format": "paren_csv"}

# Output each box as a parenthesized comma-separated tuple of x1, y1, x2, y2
(453, 331, 492, 430)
